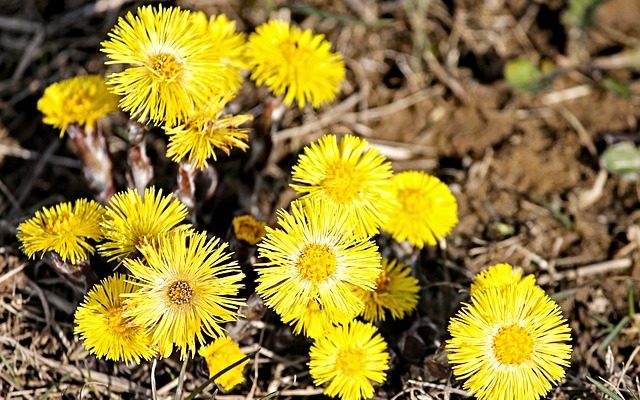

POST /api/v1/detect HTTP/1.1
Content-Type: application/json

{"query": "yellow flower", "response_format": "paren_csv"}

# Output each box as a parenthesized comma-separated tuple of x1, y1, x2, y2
(74, 274, 157, 364)
(198, 336, 248, 391)
(17, 199, 104, 264)
(123, 230, 245, 359)
(101, 5, 234, 126)
(470, 263, 537, 298)
(291, 135, 395, 239)
(256, 198, 381, 324)
(245, 20, 345, 108)
(358, 258, 420, 322)
(384, 171, 458, 248)
(232, 214, 266, 245)
(191, 12, 246, 94)
(446, 284, 572, 400)
(98, 187, 190, 261)
(281, 298, 347, 339)
(309, 320, 389, 400)
(37, 75, 118, 136)
(165, 97, 252, 169)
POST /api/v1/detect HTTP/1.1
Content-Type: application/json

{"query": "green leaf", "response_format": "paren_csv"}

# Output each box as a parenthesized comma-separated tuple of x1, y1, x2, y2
(603, 77, 632, 99)
(562, 0, 605, 29)
(504, 58, 542, 92)
(601, 142, 640, 181)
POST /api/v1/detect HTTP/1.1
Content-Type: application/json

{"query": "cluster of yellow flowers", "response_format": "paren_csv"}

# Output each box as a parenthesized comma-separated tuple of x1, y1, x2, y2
(18, 188, 245, 364)
(447, 263, 573, 400)
(38, 5, 347, 172)
(253, 132, 459, 399)
(19, 4, 576, 400)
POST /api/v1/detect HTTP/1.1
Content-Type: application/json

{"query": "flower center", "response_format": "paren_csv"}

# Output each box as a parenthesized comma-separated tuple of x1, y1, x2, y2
(335, 348, 365, 376)
(149, 53, 182, 82)
(398, 188, 429, 216)
(492, 324, 534, 365)
(167, 280, 193, 305)
(47, 212, 74, 235)
(375, 271, 390, 293)
(321, 162, 365, 204)
(106, 306, 130, 335)
(279, 40, 310, 63)
(296, 244, 337, 283)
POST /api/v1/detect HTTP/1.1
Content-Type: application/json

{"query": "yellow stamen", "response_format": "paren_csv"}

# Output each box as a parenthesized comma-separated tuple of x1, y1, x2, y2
(167, 280, 193, 305)
(321, 162, 364, 204)
(492, 324, 534, 365)
(149, 53, 182, 82)
(296, 244, 337, 283)
(335, 348, 365, 376)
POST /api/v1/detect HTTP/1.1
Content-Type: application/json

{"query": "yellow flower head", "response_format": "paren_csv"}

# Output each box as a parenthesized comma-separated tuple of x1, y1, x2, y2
(358, 258, 420, 322)
(446, 284, 572, 400)
(291, 134, 396, 239)
(256, 198, 382, 324)
(74, 274, 157, 364)
(309, 320, 389, 400)
(232, 214, 266, 245)
(245, 20, 345, 108)
(101, 5, 234, 126)
(17, 199, 104, 264)
(191, 12, 246, 94)
(37, 75, 118, 136)
(165, 97, 253, 169)
(470, 263, 537, 298)
(384, 171, 458, 248)
(281, 298, 347, 339)
(198, 336, 248, 391)
(123, 230, 245, 359)
(98, 187, 190, 261)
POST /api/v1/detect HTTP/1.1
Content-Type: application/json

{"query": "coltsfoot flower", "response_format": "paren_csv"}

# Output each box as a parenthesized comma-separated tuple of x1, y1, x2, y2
(101, 5, 235, 126)
(74, 274, 157, 364)
(17, 199, 104, 264)
(123, 230, 245, 359)
(357, 258, 420, 321)
(232, 214, 267, 245)
(245, 20, 345, 108)
(37, 75, 118, 135)
(470, 262, 537, 297)
(256, 198, 381, 324)
(309, 320, 389, 400)
(291, 134, 396, 239)
(165, 97, 252, 169)
(383, 171, 458, 248)
(198, 336, 248, 391)
(98, 187, 190, 261)
(447, 283, 572, 400)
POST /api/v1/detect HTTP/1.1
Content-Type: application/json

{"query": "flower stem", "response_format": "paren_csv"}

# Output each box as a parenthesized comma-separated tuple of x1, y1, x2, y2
(67, 123, 116, 202)
(126, 121, 153, 195)
(45, 252, 98, 293)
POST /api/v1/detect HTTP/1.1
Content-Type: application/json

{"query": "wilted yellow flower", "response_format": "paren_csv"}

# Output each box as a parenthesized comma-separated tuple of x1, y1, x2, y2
(232, 214, 266, 245)
(191, 12, 246, 94)
(17, 199, 104, 264)
(447, 284, 572, 400)
(165, 97, 252, 169)
(74, 274, 157, 364)
(384, 171, 458, 248)
(123, 230, 245, 359)
(291, 135, 395, 239)
(245, 20, 345, 108)
(470, 263, 537, 297)
(198, 336, 248, 391)
(98, 187, 190, 261)
(309, 320, 389, 400)
(358, 258, 420, 322)
(256, 199, 381, 324)
(101, 5, 234, 126)
(37, 75, 118, 136)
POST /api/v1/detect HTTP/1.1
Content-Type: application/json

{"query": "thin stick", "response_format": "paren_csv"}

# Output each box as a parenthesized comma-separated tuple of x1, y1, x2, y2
(175, 357, 188, 400)
(151, 358, 158, 400)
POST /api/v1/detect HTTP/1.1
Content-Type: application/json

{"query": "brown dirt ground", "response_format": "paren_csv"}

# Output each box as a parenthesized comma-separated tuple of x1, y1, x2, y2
(1, 0, 640, 399)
